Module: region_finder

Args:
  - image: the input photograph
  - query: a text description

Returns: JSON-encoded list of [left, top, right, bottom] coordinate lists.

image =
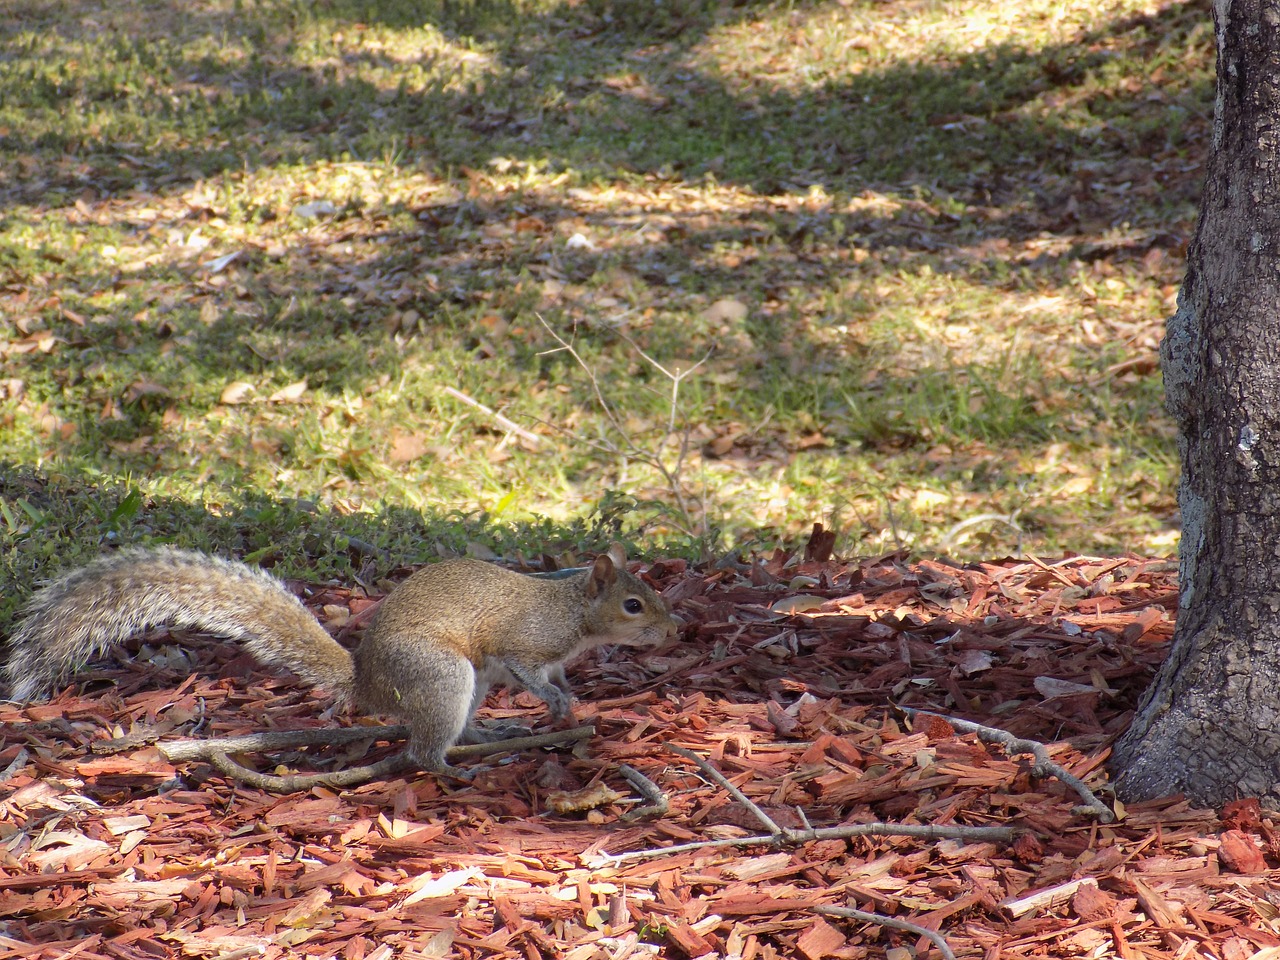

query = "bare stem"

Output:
[[901, 708, 1114, 822]]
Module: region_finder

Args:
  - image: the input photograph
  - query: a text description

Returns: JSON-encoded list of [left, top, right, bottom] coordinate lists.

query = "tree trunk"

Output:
[[1111, 0, 1280, 806]]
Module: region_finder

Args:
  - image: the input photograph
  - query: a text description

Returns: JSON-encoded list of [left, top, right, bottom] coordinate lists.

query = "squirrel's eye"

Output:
[[623, 597, 644, 615]]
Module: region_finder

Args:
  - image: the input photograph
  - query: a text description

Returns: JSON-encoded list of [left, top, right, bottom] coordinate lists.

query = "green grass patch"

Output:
[[0, 0, 1206, 608]]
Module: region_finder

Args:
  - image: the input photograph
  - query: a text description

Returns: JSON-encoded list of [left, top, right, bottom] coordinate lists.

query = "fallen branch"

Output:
[[901, 708, 1115, 822], [442, 386, 542, 447], [102, 724, 595, 791], [100, 724, 410, 760], [625, 746, 962, 959], [592, 744, 1015, 866], [207, 749, 412, 792], [816, 905, 956, 960], [618, 763, 669, 820], [201, 725, 595, 791]]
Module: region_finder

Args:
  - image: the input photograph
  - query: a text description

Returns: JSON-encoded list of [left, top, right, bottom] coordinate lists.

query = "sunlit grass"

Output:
[[0, 0, 1208, 608]]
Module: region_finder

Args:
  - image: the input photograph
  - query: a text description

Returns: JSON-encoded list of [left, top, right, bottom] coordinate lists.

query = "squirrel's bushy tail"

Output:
[[4, 548, 356, 703]]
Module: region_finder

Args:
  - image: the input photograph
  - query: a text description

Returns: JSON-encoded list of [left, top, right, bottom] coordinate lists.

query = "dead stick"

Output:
[[668, 744, 781, 834], [817, 905, 956, 960], [901, 708, 1114, 822], [208, 749, 412, 792], [151, 725, 411, 762], [204, 726, 595, 791], [618, 763, 669, 820], [594, 820, 1015, 866], [0, 747, 30, 783], [442, 386, 541, 446]]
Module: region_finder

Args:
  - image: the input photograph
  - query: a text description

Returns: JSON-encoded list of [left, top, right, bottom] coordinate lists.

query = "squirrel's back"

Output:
[[4, 548, 353, 702]]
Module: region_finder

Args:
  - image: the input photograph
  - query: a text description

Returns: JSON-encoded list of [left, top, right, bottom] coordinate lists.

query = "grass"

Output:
[[0, 0, 1210, 614]]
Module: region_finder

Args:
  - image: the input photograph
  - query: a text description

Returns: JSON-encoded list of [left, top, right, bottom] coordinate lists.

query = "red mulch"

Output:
[[2, 547, 1275, 960]]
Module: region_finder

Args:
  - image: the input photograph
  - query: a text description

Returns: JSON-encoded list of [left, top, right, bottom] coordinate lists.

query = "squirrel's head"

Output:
[[582, 543, 681, 648]]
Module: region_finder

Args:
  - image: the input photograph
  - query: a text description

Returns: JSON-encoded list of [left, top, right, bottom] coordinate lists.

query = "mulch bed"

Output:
[[3, 545, 1275, 959]]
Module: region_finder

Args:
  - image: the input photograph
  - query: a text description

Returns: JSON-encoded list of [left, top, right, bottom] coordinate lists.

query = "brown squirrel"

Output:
[[3, 545, 679, 775]]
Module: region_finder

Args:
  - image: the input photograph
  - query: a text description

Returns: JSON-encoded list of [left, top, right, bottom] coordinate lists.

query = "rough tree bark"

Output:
[[1111, 0, 1280, 806]]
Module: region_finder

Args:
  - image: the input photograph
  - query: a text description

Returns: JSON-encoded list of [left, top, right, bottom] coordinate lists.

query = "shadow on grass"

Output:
[[1, 0, 1208, 203], [0, 461, 653, 627], [0, 0, 1201, 547]]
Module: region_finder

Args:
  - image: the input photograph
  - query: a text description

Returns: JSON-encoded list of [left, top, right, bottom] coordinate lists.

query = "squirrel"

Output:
[[3, 544, 679, 775]]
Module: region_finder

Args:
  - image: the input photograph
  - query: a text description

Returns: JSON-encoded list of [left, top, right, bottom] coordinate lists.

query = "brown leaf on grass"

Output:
[[219, 381, 254, 404], [5, 329, 57, 355], [269, 378, 308, 403], [803, 521, 837, 562], [389, 431, 430, 463], [122, 379, 170, 403]]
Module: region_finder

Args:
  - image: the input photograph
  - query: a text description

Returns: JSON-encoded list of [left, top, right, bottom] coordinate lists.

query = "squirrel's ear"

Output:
[[606, 542, 628, 570], [587, 553, 618, 598]]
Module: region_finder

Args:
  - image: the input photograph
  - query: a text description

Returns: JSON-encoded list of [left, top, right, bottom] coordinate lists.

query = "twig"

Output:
[[138, 725, 412, 762], [937, 512, 1022, 551], [634, 751, 960, 956], [0, 747, 29, 783], [202, 726, 594, 791], [592, 745, 1014, 865], [882, 490, 903, 552], [211, 947, 266, 960], [816, 905, 956, 960], [536, 314, 625, 437], [91, 728, 169, 754], [618, 763, 669, 820], [668, 744, 781, 833], [342, 536, 390, 561], [613, 327, 712, 511], [534, 313, 712, 537], [102, 723, 592, 789], [602, 753, 960, 959], [593, 818, 1014, 866], [442, 385, 542, 447], [901, 708, 1115, 822], [446, 725, 595, 762], [208, 749, 412, 792]]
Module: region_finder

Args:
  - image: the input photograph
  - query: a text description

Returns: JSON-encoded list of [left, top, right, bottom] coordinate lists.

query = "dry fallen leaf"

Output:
[[269, 378, 308, 403], [123, 380, 171, 403], [703, 298, 750, 323], [1033, 676, 1096, 698], [771, 594, 827, 614], [220, 381, 255, 405], [545, 782, 625, 814], [389, 431, 429, 463]]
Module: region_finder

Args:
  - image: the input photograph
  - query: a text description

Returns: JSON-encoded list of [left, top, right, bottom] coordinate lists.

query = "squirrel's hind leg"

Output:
[[393, 653, 476, 777]]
